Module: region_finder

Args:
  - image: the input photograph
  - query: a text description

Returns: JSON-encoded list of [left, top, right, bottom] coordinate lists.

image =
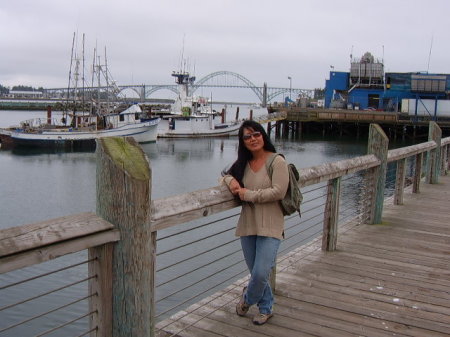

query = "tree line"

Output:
[[0, 84, 45, 95]]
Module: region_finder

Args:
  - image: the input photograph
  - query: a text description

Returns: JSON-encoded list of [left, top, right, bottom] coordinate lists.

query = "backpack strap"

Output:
[[265, 153, 285, 178]]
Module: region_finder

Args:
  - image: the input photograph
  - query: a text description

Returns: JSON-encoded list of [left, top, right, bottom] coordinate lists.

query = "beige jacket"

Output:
[[223, 155, 289, 239]]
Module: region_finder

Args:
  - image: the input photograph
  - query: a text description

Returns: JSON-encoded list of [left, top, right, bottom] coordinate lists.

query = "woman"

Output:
[[222, 120, 289, 325]]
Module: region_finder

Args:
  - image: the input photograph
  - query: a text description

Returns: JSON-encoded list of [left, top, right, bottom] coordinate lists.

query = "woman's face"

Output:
[[242, 127, 264, 152]]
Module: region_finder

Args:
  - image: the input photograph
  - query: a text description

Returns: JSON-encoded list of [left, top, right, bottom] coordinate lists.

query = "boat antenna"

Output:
[[180, 34, 186, 72], [65, 32, 76, 125], [427, 34, 434, 73]]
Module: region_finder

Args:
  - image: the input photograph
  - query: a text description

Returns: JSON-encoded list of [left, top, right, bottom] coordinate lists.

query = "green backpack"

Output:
[[266, 153, 303, 217]]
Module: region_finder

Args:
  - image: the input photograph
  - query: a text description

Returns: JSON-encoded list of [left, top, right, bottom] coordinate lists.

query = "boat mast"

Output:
[[90, 45, 97, 116], [65, 32, 76, 125], [82, 33, 85, 111], [72, 43, 80, 125], [97, 53, 101, 113], [104, 46, 110, 114]]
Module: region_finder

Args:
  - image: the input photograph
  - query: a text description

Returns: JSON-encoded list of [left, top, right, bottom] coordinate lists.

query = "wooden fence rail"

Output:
[[1, 123, 449, 337]]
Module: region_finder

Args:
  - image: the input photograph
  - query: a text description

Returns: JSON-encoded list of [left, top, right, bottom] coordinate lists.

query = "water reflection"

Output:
[[9, 147, 95, 157]]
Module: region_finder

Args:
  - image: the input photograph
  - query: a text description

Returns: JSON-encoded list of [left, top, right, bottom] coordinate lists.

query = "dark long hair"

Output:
[[227, 120, 276, 186]]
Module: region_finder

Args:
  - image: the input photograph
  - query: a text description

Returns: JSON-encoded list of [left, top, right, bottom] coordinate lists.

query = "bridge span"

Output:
[[44, 70, 315, 105]]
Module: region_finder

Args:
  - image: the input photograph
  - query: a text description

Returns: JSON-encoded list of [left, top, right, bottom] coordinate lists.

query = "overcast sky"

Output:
[[1, 0, 450, 98]]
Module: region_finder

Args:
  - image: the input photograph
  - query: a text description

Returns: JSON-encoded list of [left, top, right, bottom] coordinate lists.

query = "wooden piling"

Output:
[[426, 122, 442, 184], [95, 137, 155, 337], [283, 121, 289, 138], [367, 124, 389, 224], [441, 144, 448, 175], [221, 108, 226, 123], [46, 105, 52, 124], [275, 121, 280, 137], [394, 158, 406, 205], [412, 152, 423, 193], [322, 177, 341, 251]]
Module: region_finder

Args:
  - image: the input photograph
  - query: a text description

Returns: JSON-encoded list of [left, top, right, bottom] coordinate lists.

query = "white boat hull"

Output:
[[157, 116, 241, 138], [11, 118, 160, 148]]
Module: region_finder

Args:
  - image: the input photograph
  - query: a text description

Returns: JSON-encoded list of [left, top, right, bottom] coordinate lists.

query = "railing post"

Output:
[[394, 158, 406, 205], [322, 177, 341, 251], [95, 137, 154, 337], [448, 144, 450, 172], [441, 144, 448, 176], [89, 243, 114, 337], [367, 124, 389, 224], [448, 145, 450, 172], [426, 121, 441, 184], [361, 168, 375, 223], [412, 153, 423, 194]]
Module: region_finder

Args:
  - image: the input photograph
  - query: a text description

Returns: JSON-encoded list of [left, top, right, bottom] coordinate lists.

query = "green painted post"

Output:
[[367, 124, 389, 224], [426, 122, 442, 184], [96, 137, 155, 337]]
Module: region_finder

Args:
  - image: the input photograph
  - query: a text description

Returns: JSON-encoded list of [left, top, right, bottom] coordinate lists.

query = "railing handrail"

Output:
[[387, 140, 436, 162], [0, 212, 119, 274], [149, 135, 449, 231], [0, 212, 114, 257], [2, 136, 448, 258]]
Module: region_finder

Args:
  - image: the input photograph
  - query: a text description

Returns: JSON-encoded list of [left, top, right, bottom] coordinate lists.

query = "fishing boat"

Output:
[[3, 35, 160, 149], [8, 104, 160, 149], [157, 71, 241, 138]]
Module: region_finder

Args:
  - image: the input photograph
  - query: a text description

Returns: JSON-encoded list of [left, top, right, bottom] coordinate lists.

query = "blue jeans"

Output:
[[240, 235, 281, 314]]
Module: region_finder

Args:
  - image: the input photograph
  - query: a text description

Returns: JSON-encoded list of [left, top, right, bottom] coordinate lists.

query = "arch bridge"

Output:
[[45, 71, 314, 104]]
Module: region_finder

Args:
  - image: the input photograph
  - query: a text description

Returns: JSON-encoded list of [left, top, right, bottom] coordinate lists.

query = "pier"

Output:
[[1, 123, 449, 336], [268, 106, 450, 139], [156, 175, 450, 337]]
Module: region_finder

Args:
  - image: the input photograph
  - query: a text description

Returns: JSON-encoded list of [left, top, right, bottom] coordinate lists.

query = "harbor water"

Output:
[[0, 108, 412, 336]]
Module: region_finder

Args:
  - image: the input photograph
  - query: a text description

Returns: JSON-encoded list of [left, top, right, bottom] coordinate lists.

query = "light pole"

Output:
[[288, 76, 292, 101]]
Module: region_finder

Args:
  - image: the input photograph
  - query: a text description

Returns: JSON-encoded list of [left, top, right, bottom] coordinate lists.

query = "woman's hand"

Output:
[[227, 178, 247, 200], [229, 178, 241, 195], [237, 187, 247, 200]]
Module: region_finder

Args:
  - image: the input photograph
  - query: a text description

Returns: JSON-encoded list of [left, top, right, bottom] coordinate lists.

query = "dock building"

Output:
[[325, 52, 450, 119]]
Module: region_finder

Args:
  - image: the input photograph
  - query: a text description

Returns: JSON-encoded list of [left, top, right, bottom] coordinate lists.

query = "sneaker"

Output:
[[252, 313, 273, 325], [236, 286, 250, 316]]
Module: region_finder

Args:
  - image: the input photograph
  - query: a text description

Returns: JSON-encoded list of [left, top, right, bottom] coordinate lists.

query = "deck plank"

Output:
[[156, 175, 450, 336]]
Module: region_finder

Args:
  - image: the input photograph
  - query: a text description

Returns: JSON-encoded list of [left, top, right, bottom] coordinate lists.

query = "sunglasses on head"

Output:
[[243, 131, 262, 140]]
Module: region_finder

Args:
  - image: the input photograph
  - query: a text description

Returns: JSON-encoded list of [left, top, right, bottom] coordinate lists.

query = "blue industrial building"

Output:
[[325, 52, 450, 115]]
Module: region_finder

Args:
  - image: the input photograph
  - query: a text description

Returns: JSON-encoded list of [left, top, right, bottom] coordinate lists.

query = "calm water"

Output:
[[0, 109, 413, 336], [0, 108, 372, 229]]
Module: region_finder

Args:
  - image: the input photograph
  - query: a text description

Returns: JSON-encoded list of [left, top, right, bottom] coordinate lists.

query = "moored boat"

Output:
[[3, 35, 160, 149], [8, 104, 160, 149], [157, 115, 240, 138], [157, 71, 242, 138]]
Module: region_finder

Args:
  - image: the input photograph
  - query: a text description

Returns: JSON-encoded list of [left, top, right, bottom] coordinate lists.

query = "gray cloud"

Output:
[[1, 0, 449, 100]]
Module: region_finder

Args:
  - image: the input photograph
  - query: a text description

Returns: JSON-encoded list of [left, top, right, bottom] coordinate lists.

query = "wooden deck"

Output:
[[156, 175, 450, 337]]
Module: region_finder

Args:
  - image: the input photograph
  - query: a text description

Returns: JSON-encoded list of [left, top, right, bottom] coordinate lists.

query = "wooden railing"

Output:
[[0, 213, 120, 336], [1, 123, 449, 337]]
